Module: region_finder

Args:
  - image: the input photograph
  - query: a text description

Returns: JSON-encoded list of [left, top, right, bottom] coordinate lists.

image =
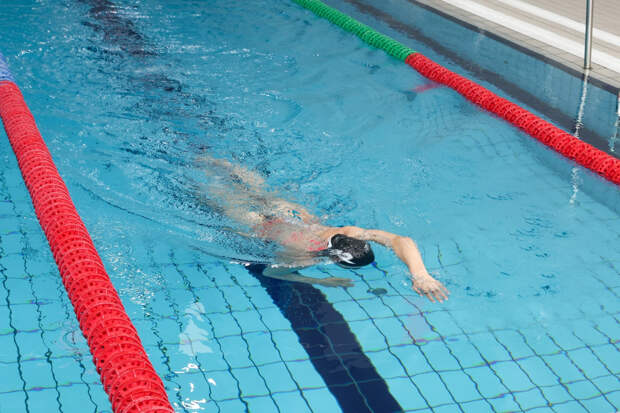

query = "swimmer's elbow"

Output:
[[338, 226, 363, 237], [393, 235, 416, 250]]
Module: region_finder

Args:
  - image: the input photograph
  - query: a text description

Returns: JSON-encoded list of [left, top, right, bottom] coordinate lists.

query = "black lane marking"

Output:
[[248, 265, 404, 413]]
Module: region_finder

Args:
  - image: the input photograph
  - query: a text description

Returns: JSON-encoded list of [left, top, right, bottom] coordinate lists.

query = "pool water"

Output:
[[0, 0, 618, 412]]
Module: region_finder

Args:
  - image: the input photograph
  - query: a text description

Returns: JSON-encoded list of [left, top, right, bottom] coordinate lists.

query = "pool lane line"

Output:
[[291, 0, 620, 186], [0, 52, 173, 413], [247, 264, 404, 413]]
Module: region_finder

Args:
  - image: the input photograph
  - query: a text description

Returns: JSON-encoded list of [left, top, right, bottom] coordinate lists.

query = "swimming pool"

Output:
[[0, 0, 618, 412]]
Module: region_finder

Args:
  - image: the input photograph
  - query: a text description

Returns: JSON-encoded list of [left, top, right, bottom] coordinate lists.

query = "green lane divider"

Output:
[[292, 0, 415, 61]]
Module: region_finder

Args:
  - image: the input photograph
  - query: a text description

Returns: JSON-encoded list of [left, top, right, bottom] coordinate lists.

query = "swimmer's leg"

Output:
[[196, 155, 320, 224], [199, 181, 265, 228], [258, 265, 353, 288], [196, 155, 266, 192]]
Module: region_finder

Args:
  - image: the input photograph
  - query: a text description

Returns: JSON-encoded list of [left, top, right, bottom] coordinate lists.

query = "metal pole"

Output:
[[584, 0, 594, 69]]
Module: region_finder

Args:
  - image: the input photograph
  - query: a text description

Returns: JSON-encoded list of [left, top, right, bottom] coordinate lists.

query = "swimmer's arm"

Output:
[[339, 226, 449, 302], [262, 266, 353, 288]]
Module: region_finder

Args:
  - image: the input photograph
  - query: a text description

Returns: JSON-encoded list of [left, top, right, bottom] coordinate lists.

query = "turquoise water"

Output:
[[0, 0, 619, 412]]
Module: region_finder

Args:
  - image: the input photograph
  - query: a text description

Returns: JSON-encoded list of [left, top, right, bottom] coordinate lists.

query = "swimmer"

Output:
[[198, 156, 449, 303]]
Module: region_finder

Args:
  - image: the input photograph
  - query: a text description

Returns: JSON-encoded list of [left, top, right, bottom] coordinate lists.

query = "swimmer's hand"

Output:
[[411, 274, 449, 303], [317, 277, 354, 288], [345, 231, 448, 302]]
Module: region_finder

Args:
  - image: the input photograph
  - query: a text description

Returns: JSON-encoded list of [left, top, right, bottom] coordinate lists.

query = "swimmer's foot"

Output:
[[317, 277, 354, 288]]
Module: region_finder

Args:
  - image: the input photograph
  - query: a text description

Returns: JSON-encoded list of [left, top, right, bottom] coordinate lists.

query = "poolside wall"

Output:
[[291, 0, 620, 186], [0, 52, 173, 413]]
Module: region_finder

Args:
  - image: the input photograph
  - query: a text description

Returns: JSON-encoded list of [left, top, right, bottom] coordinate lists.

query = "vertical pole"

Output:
[[610, 92, 620, 153], [584, 0, 594, 69]]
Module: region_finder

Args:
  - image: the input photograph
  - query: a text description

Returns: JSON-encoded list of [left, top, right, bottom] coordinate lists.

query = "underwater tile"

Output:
[[285, 359, 325, 389], [581, 395, 616, 413], [302, 387, 341, 412], [552, 400, 589, 412], [386, 376, 429, 411], [271, 330, 309, 361], [272, 391, 312, 413], [543, 353, 586, 383], [414, 371, 455, 407], [257, 362, 297, 393], [204, 370, 241, 401], [468, 332, 511, 363], [591, 344, 620, 374], [517, 356, 558, 387], [493, 360, 534, 392], [234, 309, 265, 334], [219, 336, 252, 369], [21, 358, 56, 390], [0, 362, 23, 393], [565, 379, 600, 400], [374, 316, 413, 347], [460, 399, 494, 413], [512, 387, 548, 411], [58, 383, 105, 413], [494, 330, 534, 359], [26, 388, 62, 413], [420, 339, 461, 371], [568, 347, 610, 379], [246, 331, 282, 365], [366, 349, 407, 379], [445, 336, 485, 369], [467, 365, 508, 399], [439, 370, 481, 403], [257, 307, 292, 331], [348, 319, 388, 351]]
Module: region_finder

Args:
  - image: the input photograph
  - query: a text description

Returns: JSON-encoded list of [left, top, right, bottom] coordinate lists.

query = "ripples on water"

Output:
[[27, 0, 364, 264], [1, 0, 618, 316]]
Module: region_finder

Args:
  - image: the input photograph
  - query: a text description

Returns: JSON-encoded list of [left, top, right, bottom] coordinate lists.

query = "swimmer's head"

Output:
[[325, 234, 374, 268]]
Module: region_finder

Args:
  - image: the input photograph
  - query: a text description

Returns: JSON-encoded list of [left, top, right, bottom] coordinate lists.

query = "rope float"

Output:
[[292, 0, 620, 185], [0, 52, 173, 413]]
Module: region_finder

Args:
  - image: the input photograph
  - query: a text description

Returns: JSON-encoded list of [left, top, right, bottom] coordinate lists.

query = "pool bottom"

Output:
[[248, 263, 403, 413]]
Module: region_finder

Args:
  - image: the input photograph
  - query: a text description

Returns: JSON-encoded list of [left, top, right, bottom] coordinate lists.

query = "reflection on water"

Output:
[[179, 302, 214, 356]]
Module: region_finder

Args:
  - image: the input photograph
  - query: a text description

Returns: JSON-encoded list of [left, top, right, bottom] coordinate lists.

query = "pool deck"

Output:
[[418, 0, 620, 91]]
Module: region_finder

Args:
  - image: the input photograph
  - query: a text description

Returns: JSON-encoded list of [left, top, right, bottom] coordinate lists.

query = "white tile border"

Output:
[[493, 0, 620, 48], [436, 0, 620, 74]]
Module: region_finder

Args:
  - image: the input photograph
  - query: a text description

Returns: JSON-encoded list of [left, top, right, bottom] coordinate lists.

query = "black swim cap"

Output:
[[327, 234, 375, 268]]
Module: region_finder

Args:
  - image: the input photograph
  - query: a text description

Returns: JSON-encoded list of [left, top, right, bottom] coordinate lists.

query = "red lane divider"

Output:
[[0, 80, 174, 413], [406, 53, 620, 185]]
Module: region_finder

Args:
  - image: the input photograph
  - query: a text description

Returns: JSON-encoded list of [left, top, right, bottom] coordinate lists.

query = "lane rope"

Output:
[[0, 51, 173, 413], [292, 0, 620, 185]]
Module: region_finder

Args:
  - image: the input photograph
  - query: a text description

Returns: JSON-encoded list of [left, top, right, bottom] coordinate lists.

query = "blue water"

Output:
[[0, 0, 619, 412]]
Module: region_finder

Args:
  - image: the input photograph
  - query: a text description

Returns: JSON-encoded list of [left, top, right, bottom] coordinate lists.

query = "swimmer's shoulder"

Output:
[[318, 225, 354, 240]]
